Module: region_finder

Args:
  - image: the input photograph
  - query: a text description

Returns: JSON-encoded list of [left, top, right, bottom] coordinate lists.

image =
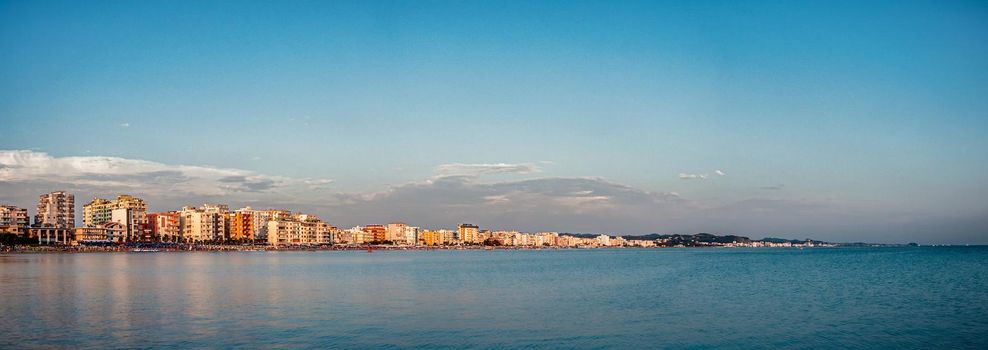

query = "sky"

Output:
[[1, 0, 987, 244]]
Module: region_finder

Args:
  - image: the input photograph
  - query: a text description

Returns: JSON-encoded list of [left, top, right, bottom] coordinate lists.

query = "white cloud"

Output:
[[434, 163, 539, 177], [680, 170, 726, 180], [120, 123, 130, 127], [679, 173, 708, 180], [303, 178, 334, 190], [0, 150, 331, 197]]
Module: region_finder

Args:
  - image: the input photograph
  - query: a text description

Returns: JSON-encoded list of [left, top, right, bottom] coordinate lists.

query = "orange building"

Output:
[[458, 223, 479, 243], [364, 224, 386, 242], [421, 230, 439, 246], [230, 211, 254, 241]]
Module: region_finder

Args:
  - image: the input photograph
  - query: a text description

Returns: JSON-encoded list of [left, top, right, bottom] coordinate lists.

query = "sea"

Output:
[[1, 247, 986, 349]]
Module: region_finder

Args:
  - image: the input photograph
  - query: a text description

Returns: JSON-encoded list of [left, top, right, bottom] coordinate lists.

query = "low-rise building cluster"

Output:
[[1, 190, 823, 249]]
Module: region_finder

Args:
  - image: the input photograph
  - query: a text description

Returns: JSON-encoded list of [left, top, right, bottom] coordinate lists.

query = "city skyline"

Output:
[[2, 1, 988, 244], [2, 189, 835, 248]]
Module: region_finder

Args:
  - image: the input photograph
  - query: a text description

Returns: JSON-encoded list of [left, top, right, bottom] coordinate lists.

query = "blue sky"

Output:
[[2, 0, 987, 243]]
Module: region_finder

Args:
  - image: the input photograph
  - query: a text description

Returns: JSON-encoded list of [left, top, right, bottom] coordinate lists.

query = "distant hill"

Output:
[[616, 233, 751, 244], [760, 237, 832, 245], [563, 232, 843, 246], [559, 233, 602, 239]]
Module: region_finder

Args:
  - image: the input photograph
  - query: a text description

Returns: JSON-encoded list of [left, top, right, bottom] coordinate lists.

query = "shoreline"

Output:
[[0, 245, 671, 254], [1, 244, 942, 254]]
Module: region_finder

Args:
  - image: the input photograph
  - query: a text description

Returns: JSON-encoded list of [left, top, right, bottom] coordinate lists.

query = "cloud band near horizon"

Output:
[[1, 150, 985, 244]]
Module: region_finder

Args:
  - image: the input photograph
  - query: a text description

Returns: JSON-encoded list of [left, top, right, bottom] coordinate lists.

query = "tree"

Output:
[[482, 238, 502, 246]]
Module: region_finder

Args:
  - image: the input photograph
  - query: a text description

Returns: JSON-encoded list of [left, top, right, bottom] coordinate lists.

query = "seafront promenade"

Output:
[[0, 243, 623, 254], [1, 243, 849, 254]]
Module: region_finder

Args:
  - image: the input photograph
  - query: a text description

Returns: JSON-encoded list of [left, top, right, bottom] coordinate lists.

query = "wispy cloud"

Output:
[[434, 163, 539, 178], [120, 122, 130, 128], [679, 170, 727, 180], [325, 175, 686, 231], [303, 178, 334, 190]]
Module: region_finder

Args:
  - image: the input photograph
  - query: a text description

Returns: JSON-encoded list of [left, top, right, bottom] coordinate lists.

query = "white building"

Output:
[[179, 204, 229, 242], [111, 208, 146, 241], [385, 223, 407, 243], [402, 226, 420, 245], [35, 191, 75, 228], [267, 214, 333, 246], [0, 205, 30, 229], [342, 226, 371, 244]]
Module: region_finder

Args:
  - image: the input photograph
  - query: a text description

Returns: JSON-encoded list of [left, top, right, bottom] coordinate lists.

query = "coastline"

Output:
[[1, 244, 940, 254], [0, 244, 657, 254]]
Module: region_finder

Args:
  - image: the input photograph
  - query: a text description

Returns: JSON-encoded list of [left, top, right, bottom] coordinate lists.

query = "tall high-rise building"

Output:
[[35, 191, 75, 228], [458, 223, 479, 244]]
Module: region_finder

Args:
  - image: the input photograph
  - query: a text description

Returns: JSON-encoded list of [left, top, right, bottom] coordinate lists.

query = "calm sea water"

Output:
[[1, 247, 986, 349]]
